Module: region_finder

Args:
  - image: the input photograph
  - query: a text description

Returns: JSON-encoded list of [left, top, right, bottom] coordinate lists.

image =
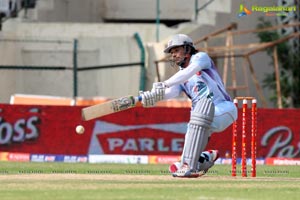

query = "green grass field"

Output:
[[0, 162, 299, 200]]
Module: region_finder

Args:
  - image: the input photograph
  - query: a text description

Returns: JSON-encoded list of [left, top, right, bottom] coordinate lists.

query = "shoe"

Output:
[[169, 150, 219, 173], [169, 161, 180, 173], [197, 150, 219, 175], [172, 163, 200, 178], [199, 150, 219, 163], [208, 150, 219, 162]]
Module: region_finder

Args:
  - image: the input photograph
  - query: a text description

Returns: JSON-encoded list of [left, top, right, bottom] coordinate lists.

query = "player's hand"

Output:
[[140, 91, 157, 107], [152, 82, 166, 101]]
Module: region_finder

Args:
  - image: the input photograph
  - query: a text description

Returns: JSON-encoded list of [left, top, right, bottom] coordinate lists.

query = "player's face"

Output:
[[169, 46, 186, 66]]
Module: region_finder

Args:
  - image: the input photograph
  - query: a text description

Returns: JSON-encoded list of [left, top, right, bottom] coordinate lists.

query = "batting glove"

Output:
[[140, 91, 157, 107], [152, 82, 166, 101]]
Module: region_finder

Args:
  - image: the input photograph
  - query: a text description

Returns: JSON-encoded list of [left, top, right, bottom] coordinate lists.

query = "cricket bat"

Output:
[[81, 95, 142, 121]]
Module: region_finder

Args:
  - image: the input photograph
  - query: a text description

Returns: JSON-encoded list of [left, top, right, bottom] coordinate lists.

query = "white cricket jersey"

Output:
[[164, 52, 231, 109]]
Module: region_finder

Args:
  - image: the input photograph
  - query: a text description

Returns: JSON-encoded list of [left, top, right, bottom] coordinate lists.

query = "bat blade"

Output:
[[81, 95, 139, 121]]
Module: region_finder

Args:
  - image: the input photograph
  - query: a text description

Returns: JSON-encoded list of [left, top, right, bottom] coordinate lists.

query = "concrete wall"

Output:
[[76, 36, 141, 98], [0, 33, 143, 102], [0, 20, 195, 103], [2, 20, 175, 43], [24, 0, 105, 22], [103, 0, 194, 20], [0, 34, 74, 101], [24, 0, 218, 22]]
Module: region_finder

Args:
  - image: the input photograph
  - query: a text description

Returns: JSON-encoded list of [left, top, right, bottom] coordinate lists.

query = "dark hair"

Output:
[[184, 45, 198, 55], [190, 46, 198, 55]]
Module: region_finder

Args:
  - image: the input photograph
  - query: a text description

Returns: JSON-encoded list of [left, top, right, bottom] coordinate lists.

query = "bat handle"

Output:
[[135, 96, 143, 103]]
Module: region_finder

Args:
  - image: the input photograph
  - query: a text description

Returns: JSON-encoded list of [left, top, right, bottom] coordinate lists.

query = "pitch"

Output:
[[0, 162, 299, 200]]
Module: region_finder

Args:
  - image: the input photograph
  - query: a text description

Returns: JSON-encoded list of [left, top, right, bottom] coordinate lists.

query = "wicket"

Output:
[[231, 97, 257, 177]]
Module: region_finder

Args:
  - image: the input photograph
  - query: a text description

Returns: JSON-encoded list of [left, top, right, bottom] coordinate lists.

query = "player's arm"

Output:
[[140, 84, 181, 107], [140, 62, 201, 107], [141, 53, 210, 107], [165, 52, 211, 87]]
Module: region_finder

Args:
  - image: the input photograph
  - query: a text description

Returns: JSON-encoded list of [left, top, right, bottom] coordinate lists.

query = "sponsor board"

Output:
[[265, 157, 300, 165], [0, 104, 299, 159], [148, 155, 181, 164], [88, 154, 148, 164], [63, 155, 88, 163], [0, 152, 9, 161], [218, 158, 265, 165], [30, 154, 88, 163], [7, 152, 30, 162]]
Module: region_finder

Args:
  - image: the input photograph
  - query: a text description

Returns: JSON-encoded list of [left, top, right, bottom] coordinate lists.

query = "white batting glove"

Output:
[[140, 91, 157, 107], [151, 82, 166, 101]]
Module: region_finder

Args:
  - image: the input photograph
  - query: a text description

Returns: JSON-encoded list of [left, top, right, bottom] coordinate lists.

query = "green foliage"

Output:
[[256, 17, 300, 108]]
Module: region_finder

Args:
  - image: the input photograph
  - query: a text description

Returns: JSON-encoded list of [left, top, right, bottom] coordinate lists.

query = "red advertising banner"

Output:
[[0, 104, 88, 155], [0, 104, 299, 158]]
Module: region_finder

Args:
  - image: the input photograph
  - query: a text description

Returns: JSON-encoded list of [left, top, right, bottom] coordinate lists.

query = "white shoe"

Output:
[[169, 150, 219, 173], [209, 150, 220, 162], [172, 163, 200, 178], [169, 161, 181, 173], [197, 150, 219, 175]]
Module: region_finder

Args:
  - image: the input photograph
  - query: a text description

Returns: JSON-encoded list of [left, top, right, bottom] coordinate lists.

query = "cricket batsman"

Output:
[[140, 34, 237, 178]]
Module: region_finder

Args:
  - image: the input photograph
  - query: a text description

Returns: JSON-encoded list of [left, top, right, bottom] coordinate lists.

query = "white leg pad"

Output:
[[181, 98, 215, 170]]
